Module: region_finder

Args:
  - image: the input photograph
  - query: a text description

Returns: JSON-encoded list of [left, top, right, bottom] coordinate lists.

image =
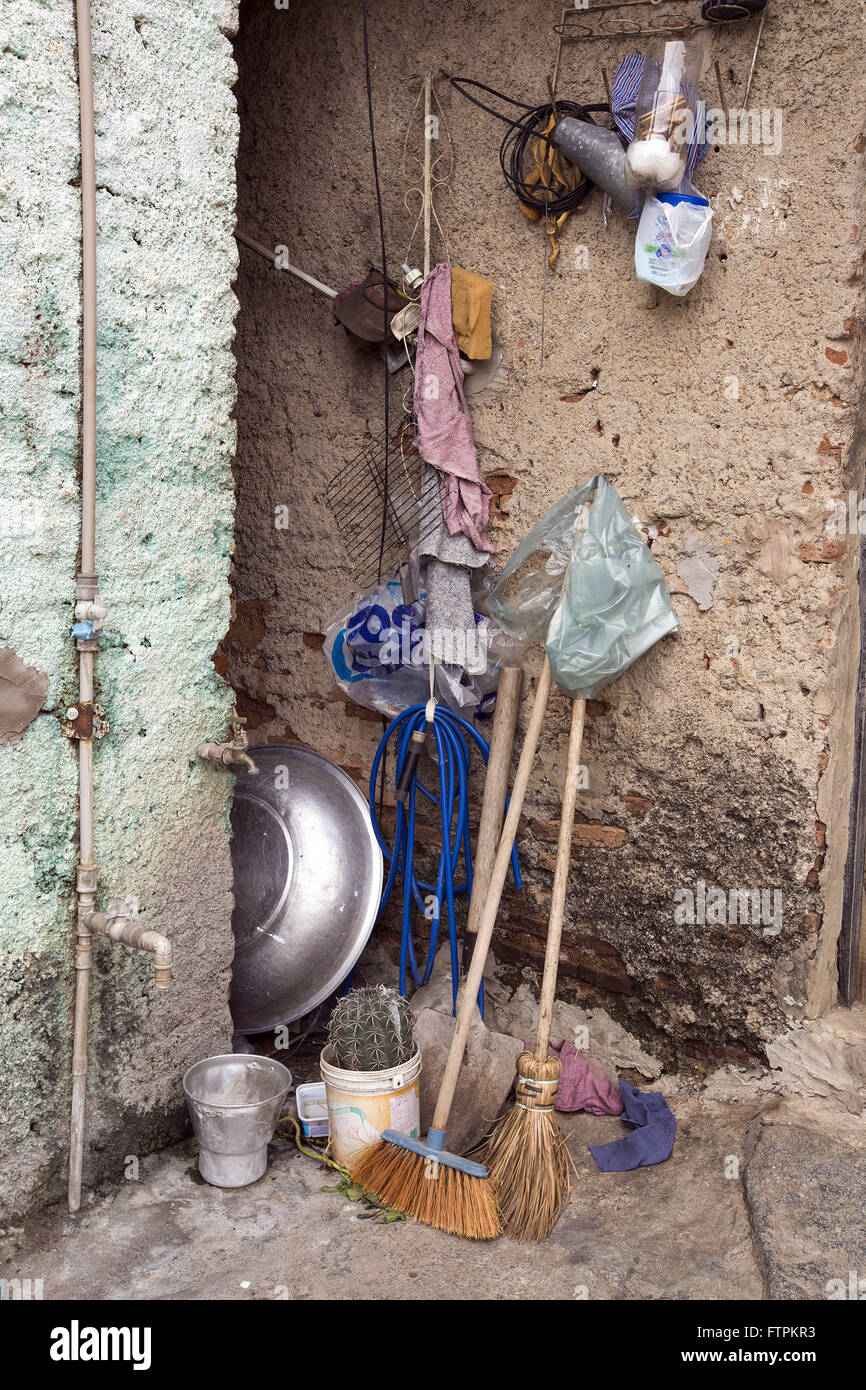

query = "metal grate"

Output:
[[326, 417, 442, 589]]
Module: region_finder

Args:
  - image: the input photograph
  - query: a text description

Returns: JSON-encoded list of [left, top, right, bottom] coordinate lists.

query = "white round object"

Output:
[[625, 137, 686, 192]]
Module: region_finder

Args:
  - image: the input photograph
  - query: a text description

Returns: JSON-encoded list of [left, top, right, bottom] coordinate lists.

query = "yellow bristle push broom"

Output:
[[351, 663, 553, 1239]]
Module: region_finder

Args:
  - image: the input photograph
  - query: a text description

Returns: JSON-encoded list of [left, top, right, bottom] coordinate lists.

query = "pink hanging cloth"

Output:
[[413, 263, 494, 554]]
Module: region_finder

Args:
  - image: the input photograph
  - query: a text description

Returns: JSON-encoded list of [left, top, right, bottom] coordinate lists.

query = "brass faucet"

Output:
[[197, 712, 260, 776]]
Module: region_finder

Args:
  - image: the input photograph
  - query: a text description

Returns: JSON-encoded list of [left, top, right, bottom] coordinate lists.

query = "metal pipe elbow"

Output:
[[88, 909, 173, 989]]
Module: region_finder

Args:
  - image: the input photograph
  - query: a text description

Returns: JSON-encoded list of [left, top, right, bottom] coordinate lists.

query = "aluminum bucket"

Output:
[[182, 1054, 292, 1188]]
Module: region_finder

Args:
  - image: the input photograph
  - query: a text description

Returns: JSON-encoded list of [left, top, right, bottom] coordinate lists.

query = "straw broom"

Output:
[[476, 500, 593, 1242], [351, 663, 552, 1239], [478, 690, 586, 1241]]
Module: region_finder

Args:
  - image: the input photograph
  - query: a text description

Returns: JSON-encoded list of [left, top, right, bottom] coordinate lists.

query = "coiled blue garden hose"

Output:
[[367, 702, 521, 1016]]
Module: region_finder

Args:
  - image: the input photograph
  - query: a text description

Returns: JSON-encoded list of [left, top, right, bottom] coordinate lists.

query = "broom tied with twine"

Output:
[[476, 483, 678, 1241], [476, 687, 587, 1242], [470, 498, 597, 1242]]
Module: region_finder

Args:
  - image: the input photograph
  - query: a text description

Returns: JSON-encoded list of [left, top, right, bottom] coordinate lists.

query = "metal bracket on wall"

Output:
[[62, 701, 109, 741], [551, 2, 767, 108]]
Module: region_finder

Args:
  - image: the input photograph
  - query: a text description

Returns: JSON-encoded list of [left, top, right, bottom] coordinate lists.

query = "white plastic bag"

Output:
[[634, 192, 713, 297]]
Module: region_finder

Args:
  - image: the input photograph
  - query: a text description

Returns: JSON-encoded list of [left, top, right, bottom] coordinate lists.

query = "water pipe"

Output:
[[235, 229, 337, 299], [68, 0, 173, 1214], [197, 742, 259, 775]]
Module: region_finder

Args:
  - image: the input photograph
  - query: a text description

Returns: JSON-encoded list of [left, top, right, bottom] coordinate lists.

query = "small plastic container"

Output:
[[296, 1081, 330, 1139]]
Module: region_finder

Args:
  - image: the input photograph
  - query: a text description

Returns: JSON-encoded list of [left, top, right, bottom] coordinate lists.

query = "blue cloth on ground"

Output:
[[589, 1079, 676, 1172]]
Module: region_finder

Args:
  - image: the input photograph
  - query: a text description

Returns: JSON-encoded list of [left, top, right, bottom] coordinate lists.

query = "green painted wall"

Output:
[[0, 0, 240, 1219]]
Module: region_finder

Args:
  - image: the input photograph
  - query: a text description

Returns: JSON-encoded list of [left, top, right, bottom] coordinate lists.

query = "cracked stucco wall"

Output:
[[230, 0, 865, 1068], [0, 0, 239, 1220]]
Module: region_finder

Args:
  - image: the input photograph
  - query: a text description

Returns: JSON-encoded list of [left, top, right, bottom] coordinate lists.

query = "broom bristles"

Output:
[[350, 1139, 502, 1240], [477, 1050, 573, 1243]]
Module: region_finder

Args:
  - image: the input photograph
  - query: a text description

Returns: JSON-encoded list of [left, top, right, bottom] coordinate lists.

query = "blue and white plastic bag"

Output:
[[325, 575, 504, 719], [635, 191, 713, 297]]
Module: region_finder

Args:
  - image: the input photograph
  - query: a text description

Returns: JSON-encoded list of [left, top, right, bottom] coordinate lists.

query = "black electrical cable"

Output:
[[360, 0, 390, 585], [360, 0, 392, 865], [449, 76, 610, 216]]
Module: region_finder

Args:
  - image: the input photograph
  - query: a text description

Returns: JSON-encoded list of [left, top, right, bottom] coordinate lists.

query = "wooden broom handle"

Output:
[[462, 665, 523, 974], [431, 658, 552, 1135], [534, 695, 586, 1061]]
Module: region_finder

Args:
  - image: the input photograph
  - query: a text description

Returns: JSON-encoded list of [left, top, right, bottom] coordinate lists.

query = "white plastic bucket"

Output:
[[320, 1045, 421, 1165]]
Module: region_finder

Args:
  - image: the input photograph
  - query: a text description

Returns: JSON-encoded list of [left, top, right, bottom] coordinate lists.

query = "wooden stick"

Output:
[[534, 694, 586, 1061], [462, 665, 523, 975], [423, 73, 433, 279], [742, 8, 767, 111], [431, 658, 552, 1135], [529, 496, 591, 1059]]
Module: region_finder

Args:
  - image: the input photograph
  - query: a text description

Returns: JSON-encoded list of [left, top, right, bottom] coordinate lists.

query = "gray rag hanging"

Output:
[[418, 464, 487, 645]]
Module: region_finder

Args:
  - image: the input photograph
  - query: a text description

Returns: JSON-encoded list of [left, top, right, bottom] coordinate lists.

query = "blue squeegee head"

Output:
[[382, 1129, 488, 1178]]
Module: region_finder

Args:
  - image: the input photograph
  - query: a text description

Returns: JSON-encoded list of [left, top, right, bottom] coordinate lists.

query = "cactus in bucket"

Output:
[[328, 986, 415, 1072]]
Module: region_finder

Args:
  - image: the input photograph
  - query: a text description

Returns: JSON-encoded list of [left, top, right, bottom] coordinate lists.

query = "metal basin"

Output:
[[229, 745, 382, 1034]]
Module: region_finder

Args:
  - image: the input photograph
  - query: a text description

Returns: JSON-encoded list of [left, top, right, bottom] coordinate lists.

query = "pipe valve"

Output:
[[72, 585, 107, 643]]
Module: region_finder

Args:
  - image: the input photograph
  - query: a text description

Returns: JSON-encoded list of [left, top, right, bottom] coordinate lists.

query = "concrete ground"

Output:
[[3, 1088, 865, 1301]]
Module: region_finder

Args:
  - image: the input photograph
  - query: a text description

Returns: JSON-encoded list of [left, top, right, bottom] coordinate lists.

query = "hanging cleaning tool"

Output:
[[367, 693, 521, 1013], [325, 417, 442, 591], [351, 665, 548, 1239], [478, 476, 679, 1241]]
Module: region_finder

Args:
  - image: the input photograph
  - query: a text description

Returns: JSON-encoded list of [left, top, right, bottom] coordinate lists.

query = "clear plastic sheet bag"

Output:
[[484, 474, 678, 699]]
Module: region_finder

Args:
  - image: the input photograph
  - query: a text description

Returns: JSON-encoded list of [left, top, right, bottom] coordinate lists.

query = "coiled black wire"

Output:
[[448, 76, 610, 215]]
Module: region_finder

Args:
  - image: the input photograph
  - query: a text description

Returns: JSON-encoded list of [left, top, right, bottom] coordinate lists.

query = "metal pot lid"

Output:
[[229, 745, 383, 1034]]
